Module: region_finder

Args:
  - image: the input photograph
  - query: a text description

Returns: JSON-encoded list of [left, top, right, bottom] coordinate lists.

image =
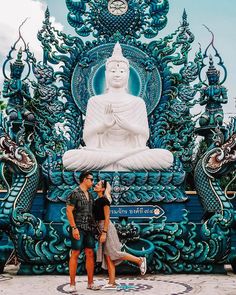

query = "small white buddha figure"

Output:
[[63, 42, 174, 171]]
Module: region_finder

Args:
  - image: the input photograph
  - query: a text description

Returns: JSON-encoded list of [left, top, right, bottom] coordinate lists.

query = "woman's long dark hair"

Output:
[[101, 180, 112, 203]]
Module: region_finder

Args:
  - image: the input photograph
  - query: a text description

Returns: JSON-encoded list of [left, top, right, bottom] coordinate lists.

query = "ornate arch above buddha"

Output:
[[71, 43, 162, 115]]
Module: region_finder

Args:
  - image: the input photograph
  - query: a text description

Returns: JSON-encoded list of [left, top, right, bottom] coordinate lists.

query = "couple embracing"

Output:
[[66, 171, 147, 292]]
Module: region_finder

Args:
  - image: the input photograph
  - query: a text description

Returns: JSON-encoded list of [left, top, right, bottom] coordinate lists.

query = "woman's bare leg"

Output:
[[105, 255, 116, 285], [120, 254, 141, 266]]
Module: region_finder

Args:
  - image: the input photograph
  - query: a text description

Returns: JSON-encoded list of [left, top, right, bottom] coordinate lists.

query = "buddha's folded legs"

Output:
[[62, 149, 128, 171], [62, 148, 173, 171], [118, 148, 174, 171]]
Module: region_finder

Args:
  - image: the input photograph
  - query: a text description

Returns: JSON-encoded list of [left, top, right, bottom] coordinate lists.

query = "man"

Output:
[[66, 171, 100, 292]]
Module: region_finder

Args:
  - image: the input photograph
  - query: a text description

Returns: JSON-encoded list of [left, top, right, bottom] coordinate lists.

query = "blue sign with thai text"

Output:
[[110, 205, 165, 219]]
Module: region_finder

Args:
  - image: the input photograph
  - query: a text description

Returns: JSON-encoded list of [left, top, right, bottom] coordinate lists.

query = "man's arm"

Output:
[[66, 205, 80, 240]]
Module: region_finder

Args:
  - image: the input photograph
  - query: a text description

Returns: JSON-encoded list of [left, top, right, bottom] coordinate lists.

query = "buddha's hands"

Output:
[[104, 104, 116, 129], [113, 113, 139, 134]]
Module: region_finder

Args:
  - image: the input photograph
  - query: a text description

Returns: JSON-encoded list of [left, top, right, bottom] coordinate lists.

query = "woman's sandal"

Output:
[[101, 283, 117, 290], [87, 283, 101, 291]]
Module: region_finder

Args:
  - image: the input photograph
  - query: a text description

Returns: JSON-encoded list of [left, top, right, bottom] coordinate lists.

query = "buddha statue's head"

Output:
[[105, 42, 129, 91]]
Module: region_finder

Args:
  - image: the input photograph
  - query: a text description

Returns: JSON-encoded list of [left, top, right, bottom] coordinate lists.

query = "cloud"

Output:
[[0, 0, 63, 62]]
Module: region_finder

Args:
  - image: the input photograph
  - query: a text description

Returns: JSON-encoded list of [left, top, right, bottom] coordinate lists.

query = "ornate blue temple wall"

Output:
[[0, 0, 235, 275]]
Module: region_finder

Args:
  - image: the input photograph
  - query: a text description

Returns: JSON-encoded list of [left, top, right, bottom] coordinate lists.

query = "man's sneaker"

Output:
[[68, 285, 77, 293], [87, 283, 101, 291], [140, 257, 147, 275]]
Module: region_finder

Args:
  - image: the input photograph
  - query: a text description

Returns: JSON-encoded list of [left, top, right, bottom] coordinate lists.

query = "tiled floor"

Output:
[[1, 265, 236, 295]]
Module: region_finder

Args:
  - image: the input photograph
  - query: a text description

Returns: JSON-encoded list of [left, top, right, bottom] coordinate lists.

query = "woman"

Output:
[[93, 180, 147, 289]]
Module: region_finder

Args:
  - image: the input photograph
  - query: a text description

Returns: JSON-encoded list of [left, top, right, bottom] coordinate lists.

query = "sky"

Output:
[[0, 0, 235, 120]]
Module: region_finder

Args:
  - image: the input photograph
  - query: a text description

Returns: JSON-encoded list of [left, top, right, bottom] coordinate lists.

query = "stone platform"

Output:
[[1, 265, 236, 295]]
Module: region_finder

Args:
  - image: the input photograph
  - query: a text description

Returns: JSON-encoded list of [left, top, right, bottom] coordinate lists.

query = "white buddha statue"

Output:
[[63, 42, 174, 171]]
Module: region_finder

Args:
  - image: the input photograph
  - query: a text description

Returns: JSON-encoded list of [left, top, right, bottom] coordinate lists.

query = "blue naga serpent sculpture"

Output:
[[194, 121, 236, 220], [0, 128, 39, 227], [0, 128, 71, 274]]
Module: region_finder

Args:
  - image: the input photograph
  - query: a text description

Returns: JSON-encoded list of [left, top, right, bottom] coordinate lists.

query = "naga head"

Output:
[[0, 130, 35, 173], [205, 122, 236, 176]]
